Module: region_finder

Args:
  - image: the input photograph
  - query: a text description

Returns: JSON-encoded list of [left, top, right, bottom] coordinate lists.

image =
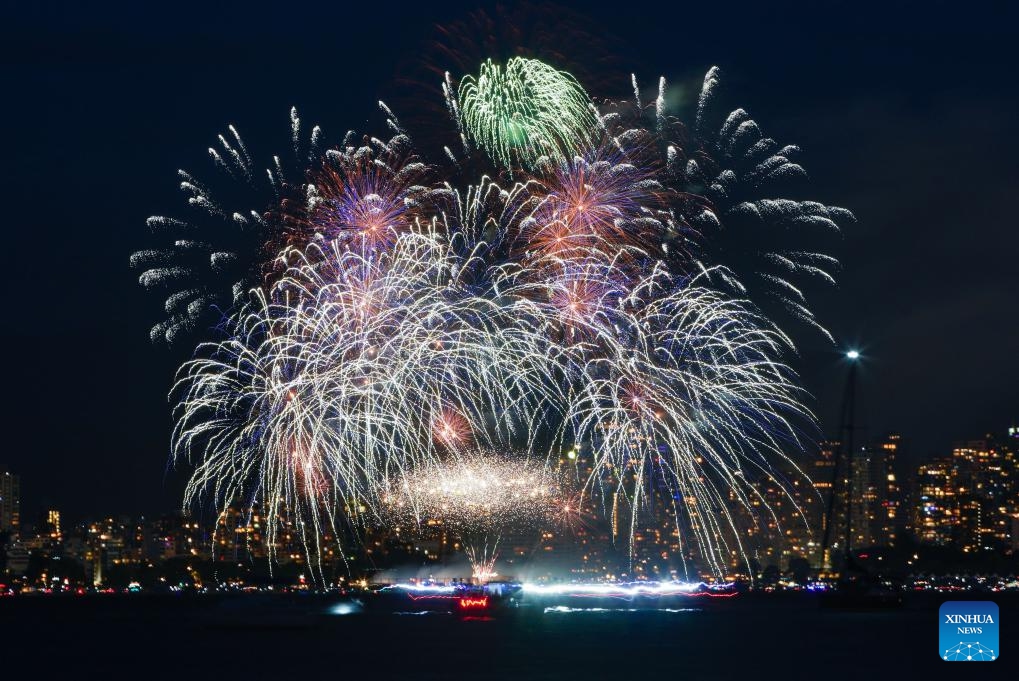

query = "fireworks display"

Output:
[[134, 50, 851, 580]]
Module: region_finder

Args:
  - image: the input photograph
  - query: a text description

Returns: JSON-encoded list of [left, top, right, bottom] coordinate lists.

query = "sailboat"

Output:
[[819, 350, 902, 610]]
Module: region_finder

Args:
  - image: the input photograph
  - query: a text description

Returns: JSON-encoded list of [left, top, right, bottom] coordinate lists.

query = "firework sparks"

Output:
[[130, 110, 326, 345], [514, 151, 669, 268], [279, 136, 431, 255], [454, 57, 599, 170], [604, 71, 853, 337], [384, 454, 569, 582], [172, 226, 561, 571], [563, 268, 811, 576]]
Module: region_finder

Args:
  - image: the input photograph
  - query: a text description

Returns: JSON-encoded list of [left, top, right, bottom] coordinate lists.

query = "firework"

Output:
[[514, 151, 668, 265], [131, 109, 325, 344], [601, 71, 853, 338], [454, 57, 599, 170], [383, 453, 569, 582], [278, 132, 431, 256], [172, 225, 562, 568], [137, 54, 850, 582], [561, 268, 811, 576], [170, 288, 346, 572]]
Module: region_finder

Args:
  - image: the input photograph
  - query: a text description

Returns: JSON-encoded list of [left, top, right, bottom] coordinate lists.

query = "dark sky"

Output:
[[2, 1, 1016, 522]]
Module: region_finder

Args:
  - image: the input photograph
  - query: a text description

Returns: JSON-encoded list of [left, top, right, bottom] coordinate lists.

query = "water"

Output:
[[2, 593, 1015, 679]]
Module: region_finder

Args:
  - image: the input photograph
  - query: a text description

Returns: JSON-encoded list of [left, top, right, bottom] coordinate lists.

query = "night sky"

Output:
[[3, 1, 1016, 522]]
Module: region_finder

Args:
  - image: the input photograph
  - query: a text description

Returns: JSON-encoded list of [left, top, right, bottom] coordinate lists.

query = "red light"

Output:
[[458, 597, 488, 609]]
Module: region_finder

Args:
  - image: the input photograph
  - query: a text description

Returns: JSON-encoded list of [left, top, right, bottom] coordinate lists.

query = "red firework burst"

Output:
[[431, 409, 473, 451]]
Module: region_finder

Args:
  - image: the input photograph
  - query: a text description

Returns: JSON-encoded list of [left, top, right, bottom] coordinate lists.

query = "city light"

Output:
[[520, 581, 734, 599]]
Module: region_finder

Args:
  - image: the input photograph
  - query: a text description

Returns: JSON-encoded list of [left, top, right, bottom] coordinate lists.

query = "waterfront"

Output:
[[2, 593, 1015, 679]]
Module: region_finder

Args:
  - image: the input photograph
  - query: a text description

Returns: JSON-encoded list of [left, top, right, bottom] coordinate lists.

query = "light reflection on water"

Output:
[[543, 606, 702, 614]]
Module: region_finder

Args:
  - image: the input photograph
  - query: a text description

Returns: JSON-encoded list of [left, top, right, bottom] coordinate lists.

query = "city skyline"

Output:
[[5, 418, 1016, 525], [5, 420, 1016, 587]]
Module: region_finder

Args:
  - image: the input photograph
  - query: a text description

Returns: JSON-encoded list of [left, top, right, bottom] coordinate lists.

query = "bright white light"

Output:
[[328, 602, 361, 615], [846, 350, 860, 360], [521, 581, 706, 597], [386, 583, 457, 594]]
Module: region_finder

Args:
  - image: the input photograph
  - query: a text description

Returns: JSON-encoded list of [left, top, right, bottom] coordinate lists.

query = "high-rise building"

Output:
[[812, 433, 903, 555], [47, 509, 61, 539], [909, 430, 1018, 553], [214, 503, 259, 562], [849, 445, 877, 548], [849, 433, 904, 549], [814, 437, 881, 559], [913, 457, 956, 545], [876, 433, 903, 547], [949, 438, 1016, 553], [0, 468, 20, 534], [813, 440, 840, 567]]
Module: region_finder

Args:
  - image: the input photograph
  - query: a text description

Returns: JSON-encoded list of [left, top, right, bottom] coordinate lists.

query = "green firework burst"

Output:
[[457, 57, 598, 170]]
